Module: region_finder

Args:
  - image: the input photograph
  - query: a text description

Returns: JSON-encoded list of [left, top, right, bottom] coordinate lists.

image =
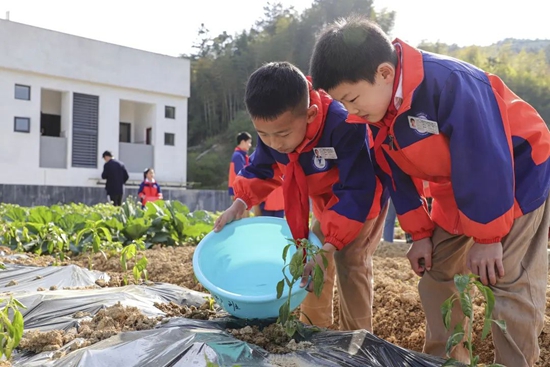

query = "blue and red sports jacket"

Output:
[[233, 101, 388, 250], [138, 180, 162, 205], [263, 186, 285, 211], [349, 39, 550, 243], [228, 148, 249, 196]]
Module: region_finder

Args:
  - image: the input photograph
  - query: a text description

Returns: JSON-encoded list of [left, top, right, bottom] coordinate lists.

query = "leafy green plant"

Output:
[[25, 222, 69, 264], [0, 224, 31, 253], [276, 238, 327, 338], [76, 220, 113, 269], [120, 238, 148, 285], [441, 274, 507, 367], [0, 200, 216, 260], [0, 296, 26, 360]]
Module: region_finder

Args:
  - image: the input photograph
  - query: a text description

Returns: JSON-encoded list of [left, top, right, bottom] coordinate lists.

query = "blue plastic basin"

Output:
[[192, 217, 322, 319]]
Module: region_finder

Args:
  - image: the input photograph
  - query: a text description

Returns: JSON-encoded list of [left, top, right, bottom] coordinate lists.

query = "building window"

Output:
[[165, 106, 175, 119], [72, 93, 99, 168], [15, 84, 31, 100], [14, 117, 31, 133], [119, 122, 131, 143], [164, 133, 175, 146], [146, 128, 152, 145]]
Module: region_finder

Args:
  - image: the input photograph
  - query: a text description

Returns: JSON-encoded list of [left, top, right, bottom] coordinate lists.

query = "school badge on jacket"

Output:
[[312, 147, 337, 171], [408, 113, 440, 136], [313, 155, 327, 170]]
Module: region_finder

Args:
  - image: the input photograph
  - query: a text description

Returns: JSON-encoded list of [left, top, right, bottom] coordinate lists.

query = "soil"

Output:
[[72, 245, 204, 291], [153, 301, 217, 320], [2, 242, 550, 366], [18, 302, 158, 358], [226, 324, 309, 354]]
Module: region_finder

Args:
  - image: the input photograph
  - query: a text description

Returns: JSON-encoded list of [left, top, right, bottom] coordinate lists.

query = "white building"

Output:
[[0, 19, 189, 188]]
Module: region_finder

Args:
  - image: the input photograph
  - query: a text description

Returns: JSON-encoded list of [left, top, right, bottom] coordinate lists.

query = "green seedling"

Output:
[[120, 238, 149, 285], [276, 238, 327, 338], [205, 296, 216, 311], [441, 274, 507, 367], [0, 296, 26, 360]]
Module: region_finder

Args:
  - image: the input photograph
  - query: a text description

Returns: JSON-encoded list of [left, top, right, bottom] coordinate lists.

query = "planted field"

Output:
[[0, 200, 548, 366]]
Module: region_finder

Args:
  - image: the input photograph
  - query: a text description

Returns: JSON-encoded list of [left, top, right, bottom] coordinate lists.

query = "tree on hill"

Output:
[[186, 0, 395, 147], [186, 2, 549, 189]]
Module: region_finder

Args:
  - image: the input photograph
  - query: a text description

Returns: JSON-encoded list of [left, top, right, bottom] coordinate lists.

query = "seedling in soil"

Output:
[[120, 238, 149, 285], [75, 220, 113, 270], [276, 238, 327, 338], [0, 296, 26, 360], [205, 296, 215, 311], [441, 274, 507, 367]]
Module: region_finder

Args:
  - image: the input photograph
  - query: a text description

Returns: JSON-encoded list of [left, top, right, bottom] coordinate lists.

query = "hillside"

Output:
[[186, 1, 550, 189]]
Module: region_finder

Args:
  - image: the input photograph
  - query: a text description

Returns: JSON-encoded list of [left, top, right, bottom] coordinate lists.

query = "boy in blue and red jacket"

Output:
[[214, 62, 388, 331], [310, 17, 550, 367], [228, 132, 252, 199], [138, 168, 162, 207]]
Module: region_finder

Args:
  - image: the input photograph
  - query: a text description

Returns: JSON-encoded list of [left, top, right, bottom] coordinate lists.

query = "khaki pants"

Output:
[[299, 204, 388, 331], [419, 198, 549, 367]]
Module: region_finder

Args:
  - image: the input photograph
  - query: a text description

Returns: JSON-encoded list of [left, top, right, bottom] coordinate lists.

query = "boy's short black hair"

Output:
[[244, 61, 309, 121], [102, 150, 113, 158], [236, 132, 252, 145], [310, 16, 396, 92]]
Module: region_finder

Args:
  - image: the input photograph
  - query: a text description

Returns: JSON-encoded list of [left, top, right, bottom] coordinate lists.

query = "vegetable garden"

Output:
[[0, 199, 548, 366]]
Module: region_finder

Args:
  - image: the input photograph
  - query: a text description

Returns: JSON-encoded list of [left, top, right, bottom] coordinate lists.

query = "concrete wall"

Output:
[[40, 89, 62, 115], [39, 136, 67, 168], [0, 184, 232, 212], [119, 142, 154, 173]]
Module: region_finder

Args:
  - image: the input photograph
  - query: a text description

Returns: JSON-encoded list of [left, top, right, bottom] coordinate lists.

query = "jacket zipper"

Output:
[[388, 115, 431, 178], [388, 135, 395, 150]]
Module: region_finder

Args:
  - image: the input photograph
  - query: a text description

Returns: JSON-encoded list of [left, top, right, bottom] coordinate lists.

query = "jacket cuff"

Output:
[[235, 196, 251, 210], [323, 236, 346, 251]]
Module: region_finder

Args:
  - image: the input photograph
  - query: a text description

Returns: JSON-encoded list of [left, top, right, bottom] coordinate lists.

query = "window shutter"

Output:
[[72, 93, 99, 168]]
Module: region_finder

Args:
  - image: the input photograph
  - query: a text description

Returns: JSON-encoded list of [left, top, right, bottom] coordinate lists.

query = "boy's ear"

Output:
[[306, 105, 318, 124], [378, 62, 396, 84]]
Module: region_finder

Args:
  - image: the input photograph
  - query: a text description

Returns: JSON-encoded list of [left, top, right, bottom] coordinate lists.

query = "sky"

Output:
[[1, 0, 549, 57]]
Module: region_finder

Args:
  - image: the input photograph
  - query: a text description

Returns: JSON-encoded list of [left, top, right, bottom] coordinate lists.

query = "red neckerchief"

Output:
[[283, 78, 333, 247]]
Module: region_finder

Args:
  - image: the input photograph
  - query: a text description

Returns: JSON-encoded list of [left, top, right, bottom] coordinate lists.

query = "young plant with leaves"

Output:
[[0, 296, 26, 360], [75, 220, 113, 269], [120, 237, 149, 285], [276, 238, 327, 338], [441, 274, 507, 367]]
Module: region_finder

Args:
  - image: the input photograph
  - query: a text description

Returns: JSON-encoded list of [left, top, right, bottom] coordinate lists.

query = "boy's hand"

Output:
[[467, 242, 504, 286], [300, 243, 336, 292], [213, 200, 246, 232], [407, 237, 433, 276]]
